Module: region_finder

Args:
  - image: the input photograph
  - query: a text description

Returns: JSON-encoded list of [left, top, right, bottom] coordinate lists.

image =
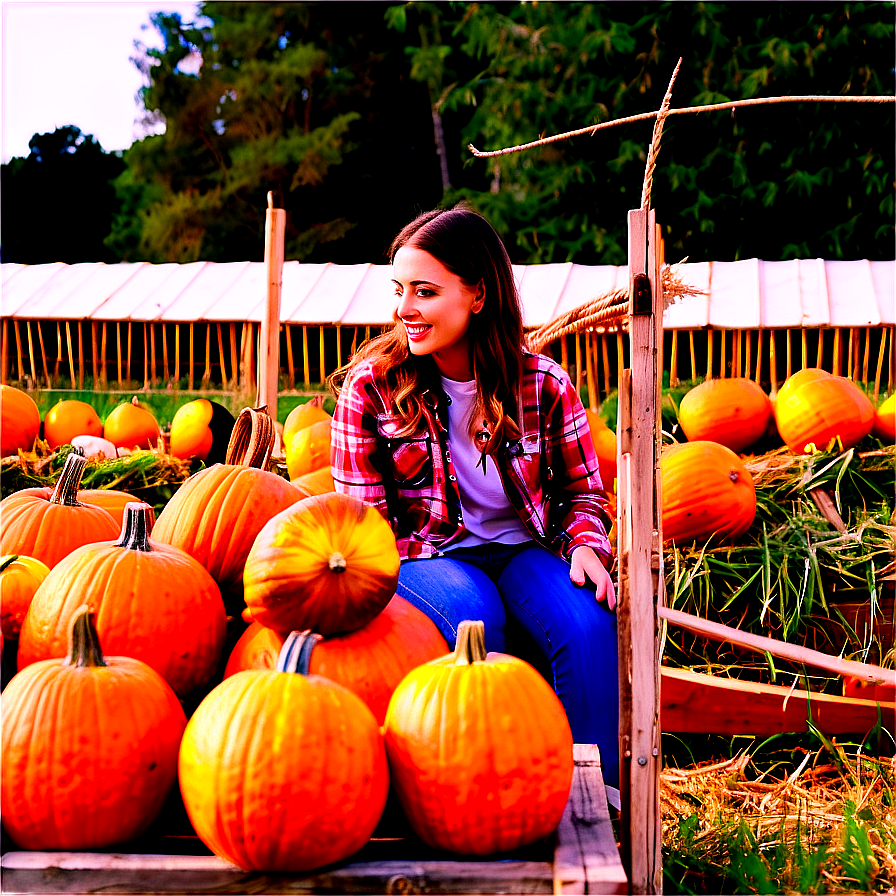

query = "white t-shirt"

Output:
[[440, 376, 532, 550]]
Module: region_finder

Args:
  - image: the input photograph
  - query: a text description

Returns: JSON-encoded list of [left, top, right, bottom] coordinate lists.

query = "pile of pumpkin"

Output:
[[0, 400, 577, 872], [586, 370, 894, 548]]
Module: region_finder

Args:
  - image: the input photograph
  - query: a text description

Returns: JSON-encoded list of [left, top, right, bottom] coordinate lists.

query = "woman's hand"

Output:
[[570, 546, 617, 610]]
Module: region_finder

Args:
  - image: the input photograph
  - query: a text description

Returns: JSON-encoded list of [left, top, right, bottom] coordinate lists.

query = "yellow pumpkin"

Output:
[[282, 397, 331, 453], [285, 419, 332, 480], [243, 492, 400, 635], [103, 397, 161, 451], [872, 393, 895, 442], [0, 555, 51, 640]]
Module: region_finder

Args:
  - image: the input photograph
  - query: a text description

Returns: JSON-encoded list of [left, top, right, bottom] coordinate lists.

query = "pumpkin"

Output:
[[677, 377, 773, 453], [661, 440, 756, 544], [0, 554, 50, 640], [43, 399, 103, 448], [103, 397, 161, 451], [282, 396, 331, 453], [871, 393, 895, 442], [0, 385, 41, 457], [224, 595, 449, 723], [152, 408, 304, 606], [76, 488, 140, 528], [585, 410, 618, 492], [0, 453, 120, 568], [243, 491, 400, 635], [169, 398, 236, 464], [774, 368, 875, 454], [1, 606, 186, 850], [290, 465, 336, 495], [18, 502, 227, 698], [179, 629, 389, 872], [285, 418, 332, 480], [383, 619, 574, 855]]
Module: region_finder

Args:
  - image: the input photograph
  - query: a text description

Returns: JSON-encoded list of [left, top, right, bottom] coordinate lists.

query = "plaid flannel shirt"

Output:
[[331, 351, 613, 563]]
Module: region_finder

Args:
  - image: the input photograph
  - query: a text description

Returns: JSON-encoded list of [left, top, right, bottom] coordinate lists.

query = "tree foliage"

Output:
[[1, 126, 125, 263]]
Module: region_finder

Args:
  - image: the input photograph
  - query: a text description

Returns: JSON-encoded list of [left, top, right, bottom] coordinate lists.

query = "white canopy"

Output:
[[1, 259, 892, 329]]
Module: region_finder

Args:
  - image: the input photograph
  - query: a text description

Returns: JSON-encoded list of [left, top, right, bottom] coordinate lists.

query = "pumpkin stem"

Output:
[[49, 453, 87, 507], [328, 552, 347, 573], [225, 407, 275, 470], [115, 503, 156, 551], [277, 630, 323, 675], [0, 555, 20, 573], [453, 620, 488, 665], [63, 605, 107, 669]]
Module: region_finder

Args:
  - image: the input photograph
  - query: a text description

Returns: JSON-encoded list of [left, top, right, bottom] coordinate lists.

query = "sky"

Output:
[[1, 0, 203, 163]]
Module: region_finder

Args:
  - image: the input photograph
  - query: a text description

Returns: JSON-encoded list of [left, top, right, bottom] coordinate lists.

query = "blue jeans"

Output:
[[396, 541, 619, 787]]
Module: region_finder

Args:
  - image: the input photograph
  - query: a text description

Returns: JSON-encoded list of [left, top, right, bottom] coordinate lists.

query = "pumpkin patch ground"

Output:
[[0, 383, 893, 894]]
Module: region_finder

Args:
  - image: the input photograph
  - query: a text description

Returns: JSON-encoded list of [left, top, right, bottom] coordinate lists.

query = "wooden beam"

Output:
[[174, 325, 180, 389], [658, 607, 893, 684], [150, 323, 157, 386], [126, 322, 132, 385], [706, 329, 713, 380], [77, 321, 84, 390], [116, 323, 123, 388], [65, 322, 75, 388], [575, 333, 583, 398], [302, 326, 310, 388], [188, 323, 194, 391], [217, 324, 228, 387], [100, 323, 107, 388], [861, 327, 871, 385], [230, 322, 238, 389], [661, 667, 894, 736], [26, 321, 38, 385], [586, 331, 598, 411], [258, 193, 286, 419], [873, 327, 888, 403], [1, 318, 8, 384], [286, 324, 295, 390]]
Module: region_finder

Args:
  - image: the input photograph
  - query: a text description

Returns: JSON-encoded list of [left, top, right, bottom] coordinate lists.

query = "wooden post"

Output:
[[302, 326, 311, 389], [706, 329, 713, 380], [833, 329, 842, 377], [1, 318, 8, 384], [861, 327, 871, 386], [77, 322, 84, 390], [230, 322, 238, 389], [188, 323, 195, 391], [586, 331, 598, 411], [617, 208, 663, 894], [575, 333, 584, 398], [26, 321, 38, 385], [286, 324, 296, 389], [669, 330, 678, 386], [217, 324, 228, 386], [769, 330, 778, 397], [336, 324, 343, 370], [174, 325, 180, 389], [14, 321, 24, 381], [100, 323, 107, 388], [755, 329, 763, 383], [126, 322, 132, 385], [150, 323, 157, 386], [116, 323, 123, 387], [601, 333, 612, 400], [560, 332, 569, 374], [816, 328, 824, 369], [873, 327, 888, 403], [258, 191, 285, 420], [688, 330, 696, 381]]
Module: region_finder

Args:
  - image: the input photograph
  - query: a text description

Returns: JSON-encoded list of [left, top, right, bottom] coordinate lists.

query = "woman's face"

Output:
[[392, 245, 484, 381]]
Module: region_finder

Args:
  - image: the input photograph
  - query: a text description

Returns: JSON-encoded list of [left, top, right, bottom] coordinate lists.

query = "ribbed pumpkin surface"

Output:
[[678, 377, 772, 453], [383, 622, 574, 855], [179, 669, 388, 872], [224, 596, 448, 723], [774, 368, 874, 454], [152, 464, 304, 593], [661, 440, 757, 544]]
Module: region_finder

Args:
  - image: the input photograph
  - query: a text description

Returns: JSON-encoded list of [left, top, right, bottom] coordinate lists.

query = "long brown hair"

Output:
[[329, 206, 524, 455]]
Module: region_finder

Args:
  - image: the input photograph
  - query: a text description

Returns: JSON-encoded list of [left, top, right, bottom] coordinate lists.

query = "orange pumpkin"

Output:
[[871, 393, 895, 442], [282, 396, 331, 453], [774, 368, 875, 454], [76, 488, 139, 528], [0, 385, 41, 457], [18, 503, 227, 698], [585, 410, 617, 492], [103, 397, 161, 451], [677, 377, 773, 453], [285, 418, 332, 480], [178, 630, 389, 872], [0, 554, 50, 640], [290, 465, 336, 495], [661, 440, 757, 544], [225, 596, 449, 723], [383, 619, 574, 855], [0, 453, 120, 568], [43, 399, 103, 448], [243, 491, 400, 635], [169, 398, 236, 464], [1, 607, 186, 850], [152, 408, 304, 605]]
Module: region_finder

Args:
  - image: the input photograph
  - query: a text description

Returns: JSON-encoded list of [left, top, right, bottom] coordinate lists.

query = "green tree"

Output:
[[1, 126, 125, 263]]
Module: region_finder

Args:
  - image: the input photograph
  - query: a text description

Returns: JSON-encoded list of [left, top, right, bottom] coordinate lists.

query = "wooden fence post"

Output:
[[617, 208, 663, 894], [258, 192, 286, 427]]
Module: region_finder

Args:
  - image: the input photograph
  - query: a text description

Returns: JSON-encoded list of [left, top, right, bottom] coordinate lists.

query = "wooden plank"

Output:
[[258, 194, 285, 417], [661, 667, 894, 736], [658, 606, 893, 685], [553, 744, 627, 895]]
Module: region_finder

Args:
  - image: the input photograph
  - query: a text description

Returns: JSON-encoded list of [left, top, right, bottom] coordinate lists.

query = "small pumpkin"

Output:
[[152, 408, 304, 606], [585, 410, 617, 492], [677, 377, 773, 453], [169, 398, 236, 464], [774, 368, 875, 454], [18, 502, 227, 698], [282, 396, 331, 453], [290, 465, 336, 495], [0, 385, 41, 457], [871, 393, 895, 442], [103, 397, 161, 451], [0, 453, 120, 568], [0, 554, 50, 640], [76, 488, 140, 528], [285, 418, 332, 480], [383, 619, 574, 855], [661, 440, 756, 544], [43, 399, 104, 449], [243, 491, 400, 635], [225, 595, 449, 723], [1, 606, 186, 850], [178, 630, 389, 872]]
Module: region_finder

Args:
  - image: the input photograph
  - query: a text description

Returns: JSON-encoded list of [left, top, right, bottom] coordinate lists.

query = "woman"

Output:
[[330, 206, 619, 786]]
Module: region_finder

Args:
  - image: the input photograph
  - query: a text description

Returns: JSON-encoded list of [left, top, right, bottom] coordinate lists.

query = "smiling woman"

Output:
[[0, 1, 202, 163]]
